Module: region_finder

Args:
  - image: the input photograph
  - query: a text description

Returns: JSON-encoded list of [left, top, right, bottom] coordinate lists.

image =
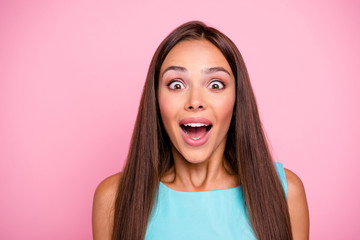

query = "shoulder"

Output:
[[94, 172, 121, 203], [284, 168, 305, 197], [284, 168, 309, 239], [92, 172, 121, 240]]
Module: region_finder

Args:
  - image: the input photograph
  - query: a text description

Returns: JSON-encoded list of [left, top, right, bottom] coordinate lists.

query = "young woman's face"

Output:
[[158, 40, 236, 164]]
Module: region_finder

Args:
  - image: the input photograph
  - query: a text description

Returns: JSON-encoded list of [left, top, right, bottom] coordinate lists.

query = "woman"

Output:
[[92, 21, 309, 240]]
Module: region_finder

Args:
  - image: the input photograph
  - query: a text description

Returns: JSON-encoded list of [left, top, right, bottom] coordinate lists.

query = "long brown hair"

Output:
[[112, 21, 292, 240]]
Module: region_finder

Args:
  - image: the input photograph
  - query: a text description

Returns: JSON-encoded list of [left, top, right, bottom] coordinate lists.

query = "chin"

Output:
[[177, 148, 214, 164], [170, 135, 227, 165]]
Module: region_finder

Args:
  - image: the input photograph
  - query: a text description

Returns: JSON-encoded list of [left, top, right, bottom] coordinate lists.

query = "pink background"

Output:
[[1, 0, 359, 239]]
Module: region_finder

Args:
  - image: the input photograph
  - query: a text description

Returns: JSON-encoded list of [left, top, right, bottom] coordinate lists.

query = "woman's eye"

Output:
[[209, 80, 225, 89], [168, 80, 185, 90]]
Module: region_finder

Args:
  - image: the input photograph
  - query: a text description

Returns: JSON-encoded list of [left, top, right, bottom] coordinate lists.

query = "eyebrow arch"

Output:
[[161, 66, 188, 79], [203, 67, 231, 76]]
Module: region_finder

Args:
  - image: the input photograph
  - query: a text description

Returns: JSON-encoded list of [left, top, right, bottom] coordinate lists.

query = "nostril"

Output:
[[187, 105, 204, 110]]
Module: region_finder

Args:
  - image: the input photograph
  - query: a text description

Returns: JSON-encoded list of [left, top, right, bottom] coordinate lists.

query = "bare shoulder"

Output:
[[94, 172, 121, 202], [284, 168, 309, 240], [284, 168, 305, 196], [92, 172, 121, 240]]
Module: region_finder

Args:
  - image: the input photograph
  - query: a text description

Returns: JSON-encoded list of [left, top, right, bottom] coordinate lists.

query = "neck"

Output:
[[161, 145, 238, 192]]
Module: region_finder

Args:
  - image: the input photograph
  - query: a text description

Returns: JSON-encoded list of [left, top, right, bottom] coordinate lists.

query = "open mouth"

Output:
[[180, 123, 212, 141]]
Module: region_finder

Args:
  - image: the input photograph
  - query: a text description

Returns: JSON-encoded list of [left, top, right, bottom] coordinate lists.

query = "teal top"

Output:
[[145, 162, 287, 240]]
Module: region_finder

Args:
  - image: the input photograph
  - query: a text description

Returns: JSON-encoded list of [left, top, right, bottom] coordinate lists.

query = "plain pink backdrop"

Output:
[[1, 0, 359, 239]]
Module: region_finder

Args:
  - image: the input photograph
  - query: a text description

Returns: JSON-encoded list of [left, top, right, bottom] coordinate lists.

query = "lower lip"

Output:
[[180, 127, 211, 147]]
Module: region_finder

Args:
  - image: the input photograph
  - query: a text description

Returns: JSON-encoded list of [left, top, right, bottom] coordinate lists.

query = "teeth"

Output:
[[183, 123, 208, 127]]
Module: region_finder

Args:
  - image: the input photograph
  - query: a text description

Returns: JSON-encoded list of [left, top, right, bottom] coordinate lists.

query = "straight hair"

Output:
[[112, 21, 292, 240]]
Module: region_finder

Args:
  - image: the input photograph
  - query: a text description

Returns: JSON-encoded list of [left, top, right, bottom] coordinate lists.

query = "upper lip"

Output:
[[179, 117, 213, 126]]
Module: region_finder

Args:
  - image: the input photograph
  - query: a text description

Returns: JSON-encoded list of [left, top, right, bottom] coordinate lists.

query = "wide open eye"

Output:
[[168, 80, 185, 90], [208, 80, 225, 90]]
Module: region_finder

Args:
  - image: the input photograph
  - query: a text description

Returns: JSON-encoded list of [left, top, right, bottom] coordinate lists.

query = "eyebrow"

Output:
[[202, 67, 231, 76], [161, 65, 231, 79], [161, 66, 188, 78]]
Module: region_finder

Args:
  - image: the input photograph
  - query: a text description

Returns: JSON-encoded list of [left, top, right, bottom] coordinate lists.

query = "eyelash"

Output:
[[166, 79, 226, 90], [167, 79, 185, 90], [208, 80, 225, 89]]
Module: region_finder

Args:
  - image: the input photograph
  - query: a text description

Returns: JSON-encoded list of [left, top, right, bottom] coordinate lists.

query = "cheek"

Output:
[[158, 94, 177, 130], [214, 94, 235, 123]]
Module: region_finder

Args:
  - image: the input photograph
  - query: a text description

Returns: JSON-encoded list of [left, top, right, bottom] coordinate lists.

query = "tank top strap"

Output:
[[274, 162, 288, 197]]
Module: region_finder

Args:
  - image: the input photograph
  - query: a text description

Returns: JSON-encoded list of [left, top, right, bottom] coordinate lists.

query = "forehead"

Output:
[[160, 40, 233, 76]]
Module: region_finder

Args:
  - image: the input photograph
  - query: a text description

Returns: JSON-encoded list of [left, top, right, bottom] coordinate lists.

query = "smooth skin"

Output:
[[158, 40, 237, 191], [92, 40, 309, 239]]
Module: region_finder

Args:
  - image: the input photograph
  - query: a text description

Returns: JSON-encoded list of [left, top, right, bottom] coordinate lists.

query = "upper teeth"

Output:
[[184, 123, 208, 127]]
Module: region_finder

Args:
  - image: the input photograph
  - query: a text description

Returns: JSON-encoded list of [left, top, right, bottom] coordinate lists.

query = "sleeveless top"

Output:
[[145, 162, 287, 240]]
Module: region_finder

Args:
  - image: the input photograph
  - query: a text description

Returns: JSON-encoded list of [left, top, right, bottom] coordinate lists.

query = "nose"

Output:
[[185, 86, 207, 111]]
